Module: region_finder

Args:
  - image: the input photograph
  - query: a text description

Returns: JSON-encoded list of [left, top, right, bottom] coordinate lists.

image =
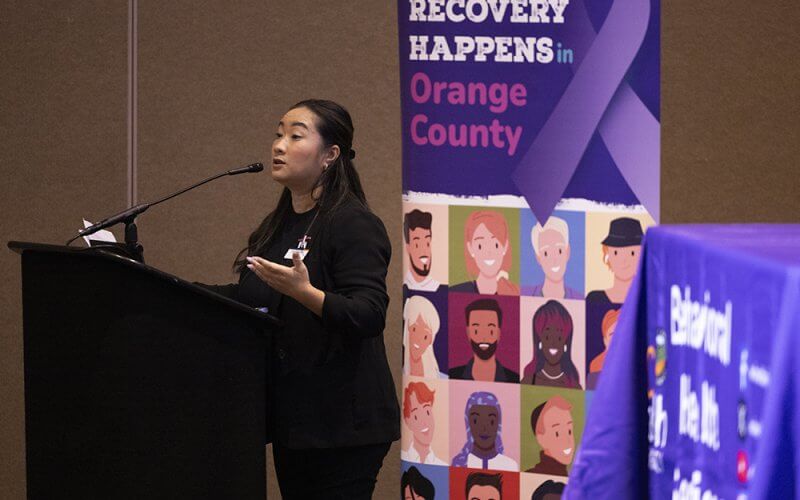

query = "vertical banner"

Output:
[[398, 0, 660, 498]]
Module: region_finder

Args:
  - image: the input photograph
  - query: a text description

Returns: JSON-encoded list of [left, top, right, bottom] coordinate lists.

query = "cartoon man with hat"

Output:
[[586, 217, 644, 304]]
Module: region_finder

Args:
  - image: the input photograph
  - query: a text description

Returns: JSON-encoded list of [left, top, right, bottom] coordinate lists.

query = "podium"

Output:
[[8, 241, 280, 500]]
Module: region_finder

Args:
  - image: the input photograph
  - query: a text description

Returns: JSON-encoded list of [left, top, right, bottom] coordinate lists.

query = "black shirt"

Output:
[[448, 357, 520, 383], [235, 205, 319, 313]]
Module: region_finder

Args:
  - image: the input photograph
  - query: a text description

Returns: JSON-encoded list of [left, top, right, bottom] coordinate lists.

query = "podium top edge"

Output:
[[7, 241, 281, 327]]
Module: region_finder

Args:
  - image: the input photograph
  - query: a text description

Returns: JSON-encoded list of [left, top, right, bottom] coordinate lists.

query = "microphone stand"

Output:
[[67, 163, 264, 263]]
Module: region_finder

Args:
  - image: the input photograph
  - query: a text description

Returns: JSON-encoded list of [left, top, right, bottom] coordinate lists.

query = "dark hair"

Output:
[[532, 300, 580, 386], [531, 480, 565, 500], [466, 472, 503, 498], [530, 401, 546, 434], [234, 99, 368, 272], [465, 298, 503, 327], [404, 209, 433, 243], [401, 466, 435, 500]]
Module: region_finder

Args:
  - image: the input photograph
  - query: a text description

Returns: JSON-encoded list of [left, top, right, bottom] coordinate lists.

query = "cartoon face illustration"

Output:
[[404, 386, 435, 447], [599, 217, 644, 284], [468, 484, 501, 500], [537, 228, 569, 280], [532, 216, 571, 283], [468, 404, 499, 452], [467, 222, 508, 278], [401, 466, 435, 500], [539, 320, 567, 366], [404, 209, 434, 279], [468, 307, 501, 361], [403, 296, 441, 377], [604, 245, 641, 281], [536, 404, 575, 465], [531, 300, 581, 389], [531, 480, 565, 500], [455, 210, 519, 296], [409, 314, 433, 362], [532, 396, 575, 467], [408, 226, 432, 276], [465, 472, 503, 500]]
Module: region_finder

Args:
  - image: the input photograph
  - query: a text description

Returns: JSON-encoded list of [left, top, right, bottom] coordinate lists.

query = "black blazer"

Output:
[[207, 197, 400, 448]]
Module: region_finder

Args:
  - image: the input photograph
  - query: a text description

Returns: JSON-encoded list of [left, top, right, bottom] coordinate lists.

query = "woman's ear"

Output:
[[323, 144, 340, 168]]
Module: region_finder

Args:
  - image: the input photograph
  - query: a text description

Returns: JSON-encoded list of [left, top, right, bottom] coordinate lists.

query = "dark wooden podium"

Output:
[[8, 242, 280, 500]]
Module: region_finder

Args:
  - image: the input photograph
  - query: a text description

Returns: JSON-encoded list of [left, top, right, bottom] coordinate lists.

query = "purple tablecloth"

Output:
[[565, 225, 800, 500]]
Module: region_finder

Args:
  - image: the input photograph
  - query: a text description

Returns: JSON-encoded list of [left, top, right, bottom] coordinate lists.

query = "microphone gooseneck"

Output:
[[69, 162, 264, 256]]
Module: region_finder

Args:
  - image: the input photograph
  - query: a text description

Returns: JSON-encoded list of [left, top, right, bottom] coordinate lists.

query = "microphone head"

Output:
[[248, 162, 264, 173]]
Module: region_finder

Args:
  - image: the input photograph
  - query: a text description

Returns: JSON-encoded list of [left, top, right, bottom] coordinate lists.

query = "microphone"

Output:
[[227, 162, 264, 175], [72, 161, 264, 247]]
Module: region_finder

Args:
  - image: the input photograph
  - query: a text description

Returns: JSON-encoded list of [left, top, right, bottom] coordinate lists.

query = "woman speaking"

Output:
[[206, 99, 399, 498]]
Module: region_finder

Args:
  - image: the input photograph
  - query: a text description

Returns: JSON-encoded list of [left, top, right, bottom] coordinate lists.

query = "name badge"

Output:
[[284, 248, 309, 261]]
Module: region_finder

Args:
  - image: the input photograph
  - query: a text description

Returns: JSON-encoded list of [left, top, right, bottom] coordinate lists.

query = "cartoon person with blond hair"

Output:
[[587, 217, 643, 304], [587, 308, 620, 389], [403, 295, 445, 378], [527, 395, 575, 476], [401, 382, 447, 465], [528, 216, 581, 299], [451, 210, 519, 295]]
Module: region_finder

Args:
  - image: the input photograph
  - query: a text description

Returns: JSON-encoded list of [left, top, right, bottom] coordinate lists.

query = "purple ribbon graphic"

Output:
[[511, 0, 659, 223]]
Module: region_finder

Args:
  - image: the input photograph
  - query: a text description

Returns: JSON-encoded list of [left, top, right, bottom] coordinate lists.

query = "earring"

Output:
[[604, 255, 609, 263], [563, 345, 567, 352], [538, 342, 542, 350]]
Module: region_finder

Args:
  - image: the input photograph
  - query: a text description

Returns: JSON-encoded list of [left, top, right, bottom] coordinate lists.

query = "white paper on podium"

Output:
[[82, 219, 117, 246]]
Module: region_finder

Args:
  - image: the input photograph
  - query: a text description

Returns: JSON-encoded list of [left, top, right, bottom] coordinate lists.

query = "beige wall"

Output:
[[1, 3, 129, 499], [1, 1, 798, 499]]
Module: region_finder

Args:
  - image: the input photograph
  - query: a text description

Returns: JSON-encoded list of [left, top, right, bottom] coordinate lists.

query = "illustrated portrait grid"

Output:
[[448, 380, 521, 472], [584, 301, 621, 390], [448, 206, 521, 296], [519, 297, 586, 391], [584, 211, 654, 303], [401, 461, 449, 500], [520, 209, 586, 300], [448, 293, 521, 384], [401, 376, 450, 467], [519, 385, 586, 477], [402, 201, 449, 293], [403, 289, 449, 380], [449, 467, 519, 500], [520, 471, 568, 500]]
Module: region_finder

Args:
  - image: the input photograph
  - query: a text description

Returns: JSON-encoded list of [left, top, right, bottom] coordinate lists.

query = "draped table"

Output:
[[565, 225, 800, 500]]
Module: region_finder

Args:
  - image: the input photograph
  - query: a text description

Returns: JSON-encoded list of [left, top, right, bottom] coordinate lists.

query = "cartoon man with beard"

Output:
[[449, 298, 519, 383], [404, 209, 440, 292]]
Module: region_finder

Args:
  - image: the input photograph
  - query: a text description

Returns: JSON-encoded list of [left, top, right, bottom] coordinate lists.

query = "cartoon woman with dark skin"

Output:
[[402, 295, 445, 378], [587, 308, 620, 389], [586, 217, 643, 304], [452, 391, 518, 471], [451, 210, 520, 295], [522, 300, 582, 389]]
